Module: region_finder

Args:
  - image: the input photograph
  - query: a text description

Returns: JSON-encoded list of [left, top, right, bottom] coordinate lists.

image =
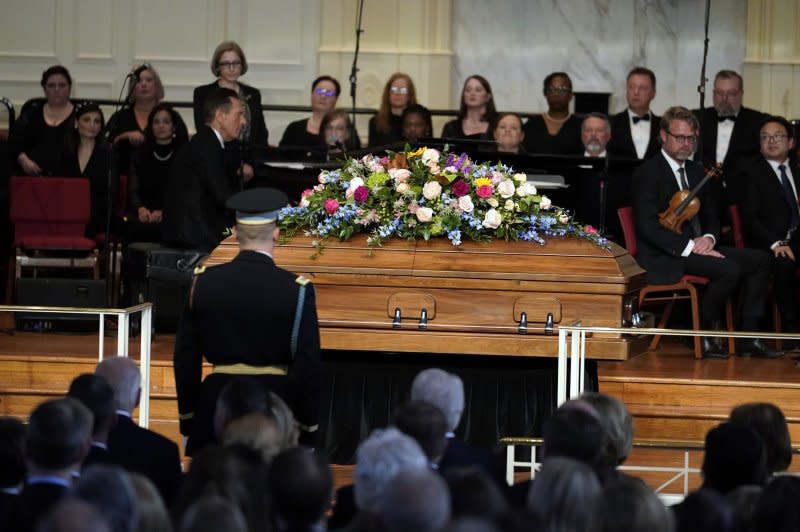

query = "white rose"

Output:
[[422, 181, 442, 200], [300, 197, 310, 208], [318, 173, 328, 184], [349, 177, 364, 189], [396, 182, 411, 194], [513, 172, 527, 183], [443, 166, 459, 174], [388, 168, 411, 183], [559, 214, 570, 223], [516, 182, 537, 197], [416, 207, 434, 222], [487, 198, 499, 208], [504, 199, 515, 211], [539, 196, 552, 210], [421, 148, 440, 166], [491, 171, 504, 184], [497, 179, 516, 199], [482, 208, 502, 229], [457, 195, 474, 213]]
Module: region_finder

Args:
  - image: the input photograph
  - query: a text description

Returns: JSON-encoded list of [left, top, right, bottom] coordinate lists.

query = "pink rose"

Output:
[[476, 184, 494, 199], [324, 198, 339, 214], [451, 180, 470, 197], [354, 185, 369, 203], [584, 225, 598, 234]]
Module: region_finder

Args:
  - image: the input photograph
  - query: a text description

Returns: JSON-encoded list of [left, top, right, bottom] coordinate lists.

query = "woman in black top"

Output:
[[368, 73, 417, 148], [401, 104, 433, 144], [193, 41, 268, 183], [10, 65, 75, 176], [126, 103, 186, 243], [441, 75, 498, 140], [523, 72, 583, 155], [279, 76, 341, 150], [320, 109, 361, 157]]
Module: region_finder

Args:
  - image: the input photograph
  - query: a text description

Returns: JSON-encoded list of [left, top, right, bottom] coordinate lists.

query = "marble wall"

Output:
[[453, 0, 747, 115]]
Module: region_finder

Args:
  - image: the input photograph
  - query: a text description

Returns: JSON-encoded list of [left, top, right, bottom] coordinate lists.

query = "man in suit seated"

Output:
[[631, 106, 780, 359], [95, 356, 182, 505], [740, 116, 800, 349], [66, 374, 117, 468], [694, 70, 766, 207], [608, 67, 661, 160]]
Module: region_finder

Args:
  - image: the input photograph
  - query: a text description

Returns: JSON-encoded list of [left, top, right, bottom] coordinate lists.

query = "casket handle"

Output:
[[518, 312, 528, 334], [544, 312, 554, 335], [418, 308, 428, 330], [392, 308, 402, 328]]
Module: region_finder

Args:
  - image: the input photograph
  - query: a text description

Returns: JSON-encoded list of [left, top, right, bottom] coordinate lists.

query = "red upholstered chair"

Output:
[[618, 207, 734, 359], [6, 176, 100, 303]]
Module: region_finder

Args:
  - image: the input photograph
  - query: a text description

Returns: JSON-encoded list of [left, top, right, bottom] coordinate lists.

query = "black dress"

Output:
[[9, 102, 74, 175], [368, 113, 404, 147], [126, 142, 180, 243], [279, 118, 325, 148], [56, 143, 110, 237], [440, 119, 491, 140], [522, 114, 584, 155], [107, 107, 189, 176]]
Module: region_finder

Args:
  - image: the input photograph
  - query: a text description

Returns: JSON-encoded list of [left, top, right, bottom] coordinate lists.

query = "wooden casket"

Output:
[[205, 234, 648, 361]]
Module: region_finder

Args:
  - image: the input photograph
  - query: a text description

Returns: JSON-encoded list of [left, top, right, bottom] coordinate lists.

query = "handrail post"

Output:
[[98, 312, 105, 361], [557, 327, 568, 406], [139, 305, 152, 428], [117, 313, 129, 357]]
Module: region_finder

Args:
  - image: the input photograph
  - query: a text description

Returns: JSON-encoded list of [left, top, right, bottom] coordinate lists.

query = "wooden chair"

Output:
[[618, 207, 734, 358]]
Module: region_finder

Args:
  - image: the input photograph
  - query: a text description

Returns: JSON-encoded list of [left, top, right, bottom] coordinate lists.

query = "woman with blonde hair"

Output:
[[368, 73, 417, 147]]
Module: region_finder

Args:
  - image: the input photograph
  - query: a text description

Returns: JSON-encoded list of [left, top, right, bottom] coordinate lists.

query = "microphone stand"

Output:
[[697, 0, 711, 109], [348, 0, 366, 126]]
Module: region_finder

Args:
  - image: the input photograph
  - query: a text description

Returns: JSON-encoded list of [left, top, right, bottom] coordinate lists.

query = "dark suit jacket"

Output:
[[693, 106, 765, 186], [608, 110, 661, 160], [741, 158, 800, 249], [631, 152, 721, 284], [192, 81, 268, 150], [106, 414, 182, 505], [9, 481, 68, 532], [162, 125, 235, 251], [82, 443, 113, 468]]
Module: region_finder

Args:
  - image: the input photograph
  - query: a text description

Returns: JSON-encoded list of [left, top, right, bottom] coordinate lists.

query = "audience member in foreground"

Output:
[[728, 402, 792, 475], [527, 456, 601, 531], [178, 495, 248, 532], [592, 475, 674, 532], [701, 422, 768, 495], [267, 447, 332, 531], [581, 391, 634, 482], [72, 465, 137, 532], [36, 497, 112, 532], [66, 373, 117, 468], [379, 468, 451, 532]]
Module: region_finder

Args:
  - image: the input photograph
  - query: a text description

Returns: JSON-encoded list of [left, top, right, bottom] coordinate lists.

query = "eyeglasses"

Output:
[[546, 86, 572, 94], [760, 133, 788, 143], [45, 82, 68, 89], [218, 61, 242, 70], [390, 86, 409, 94], [666, 131, 697, 144], [314, 88, 336, 97]]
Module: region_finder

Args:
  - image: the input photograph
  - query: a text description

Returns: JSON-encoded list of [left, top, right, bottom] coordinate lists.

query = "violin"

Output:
[[658, 164, 722, 234]]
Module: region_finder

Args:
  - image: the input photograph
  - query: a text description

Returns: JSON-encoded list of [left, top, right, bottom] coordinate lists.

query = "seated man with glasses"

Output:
[[740, 116, 800, 350], [631, 106, 780, 359]]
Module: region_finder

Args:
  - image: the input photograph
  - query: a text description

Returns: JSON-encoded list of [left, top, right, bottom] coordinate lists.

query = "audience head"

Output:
[[726, 484, 762, 532], [74, 102, 105, 141], [458, 75, 498, 124], [410, 368, 465, 433], [129, 473, 173, 532], [380, 468, 451, 532], [581, 112, 612, 156], [758, 115, 795, 163], [353, 427, 428, 513], [41, 65, 73, 105], [310, 75, 340, 114], [659, 105, 699, 163], [527, 456, 601, 531], [592, 475, 673, 532], [542, 72, 573, 113], [625, 67, 657, 115], [268, 447, 333, 528], [320, 108, 353, 148], [222, 413, 284, 463], [213, 377, 273, 441], [393, 400, 449, 464], [95, 356, 141, 414], [444, 517, 501, 532], [203, 87, 246, 141], [145, 103, 185, 145], [178, 495, 248, 532], [26, 397, 92, 472], [210, 41, 248, 80], [376, 73, 417, 135], [72, 465, 137, 532], [444, 467, 509, 524], [542, 399, 607, 470], [752, 475, 800, 532], [0, 417, 26, 489], [673, 487, 736, 532], [268, 392, 300, 449], [729, 402, 792, 474], [37, 497, 112, 532], [401, 104, 433, 143], [126, 64, 165, 105], [713, 70, 744, 116], [494, 113, 525, 153], [67, 373, 116, 441], [581, 391, 634, 466], [702, 422, 768, 495]]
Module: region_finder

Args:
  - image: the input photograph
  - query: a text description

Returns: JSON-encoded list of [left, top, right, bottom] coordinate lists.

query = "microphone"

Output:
[[130, 63, 151, 82]]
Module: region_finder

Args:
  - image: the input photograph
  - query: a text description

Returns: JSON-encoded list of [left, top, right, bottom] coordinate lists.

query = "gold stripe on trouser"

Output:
[[212, 363, 288, 376]]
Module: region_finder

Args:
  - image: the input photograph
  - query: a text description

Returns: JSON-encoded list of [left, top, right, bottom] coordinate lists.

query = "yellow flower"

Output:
[[475, 177, 492, 187], [407, 147, 426, 159]]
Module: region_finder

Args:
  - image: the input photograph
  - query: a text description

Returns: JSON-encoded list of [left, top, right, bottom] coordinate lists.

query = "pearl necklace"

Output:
[[152, 149, 174, 162], [543, 112, 569, 123]]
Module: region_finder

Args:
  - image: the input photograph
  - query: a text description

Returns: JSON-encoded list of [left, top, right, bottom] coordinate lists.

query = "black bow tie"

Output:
[[718, 115, 736, 123], [632, 114, 650, 124]]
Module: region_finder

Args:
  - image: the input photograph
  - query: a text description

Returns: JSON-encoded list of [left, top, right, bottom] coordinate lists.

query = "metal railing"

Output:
[[0, 303, 153, 427]]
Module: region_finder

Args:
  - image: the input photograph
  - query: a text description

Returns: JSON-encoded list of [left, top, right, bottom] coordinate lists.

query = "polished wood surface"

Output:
[[205, 234, 647, 360]]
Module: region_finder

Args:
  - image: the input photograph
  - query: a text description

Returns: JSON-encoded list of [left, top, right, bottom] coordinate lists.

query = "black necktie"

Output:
[[718, 115, 736, 123], [778, 164, 800, 232], [632, 114, 650, 124], [678, 167, 702, 237]]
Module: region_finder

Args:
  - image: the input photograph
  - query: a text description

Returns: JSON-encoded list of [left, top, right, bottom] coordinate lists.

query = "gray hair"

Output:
[[581, 392, 634, 464], [381, 468, 451, 532], [581, 112, 611, 133], [73, 465, 138, 532], [353, 427, 428, 513], [527, 457, 601, 531], [411, 368, 465, 432], [95, 357, 141, 413]]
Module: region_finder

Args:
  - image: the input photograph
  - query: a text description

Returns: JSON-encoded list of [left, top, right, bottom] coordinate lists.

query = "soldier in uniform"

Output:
[[173, 188, 321, 454]]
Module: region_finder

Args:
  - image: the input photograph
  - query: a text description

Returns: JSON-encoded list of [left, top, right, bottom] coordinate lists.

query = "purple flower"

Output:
[[354, 185, 369, 203], [451, 180, 470, 197]]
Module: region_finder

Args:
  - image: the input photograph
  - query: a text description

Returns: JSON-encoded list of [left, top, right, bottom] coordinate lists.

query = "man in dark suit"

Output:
[[174, 188, 321, 456], [631, 106, 780, 359], [66, 374, 117, 468], [693, 70, 766, 206], [608, 67, 661, 160], [163, 87, 246, 252], [95, 356, 182, 505], [741, 116, 800, 347]]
